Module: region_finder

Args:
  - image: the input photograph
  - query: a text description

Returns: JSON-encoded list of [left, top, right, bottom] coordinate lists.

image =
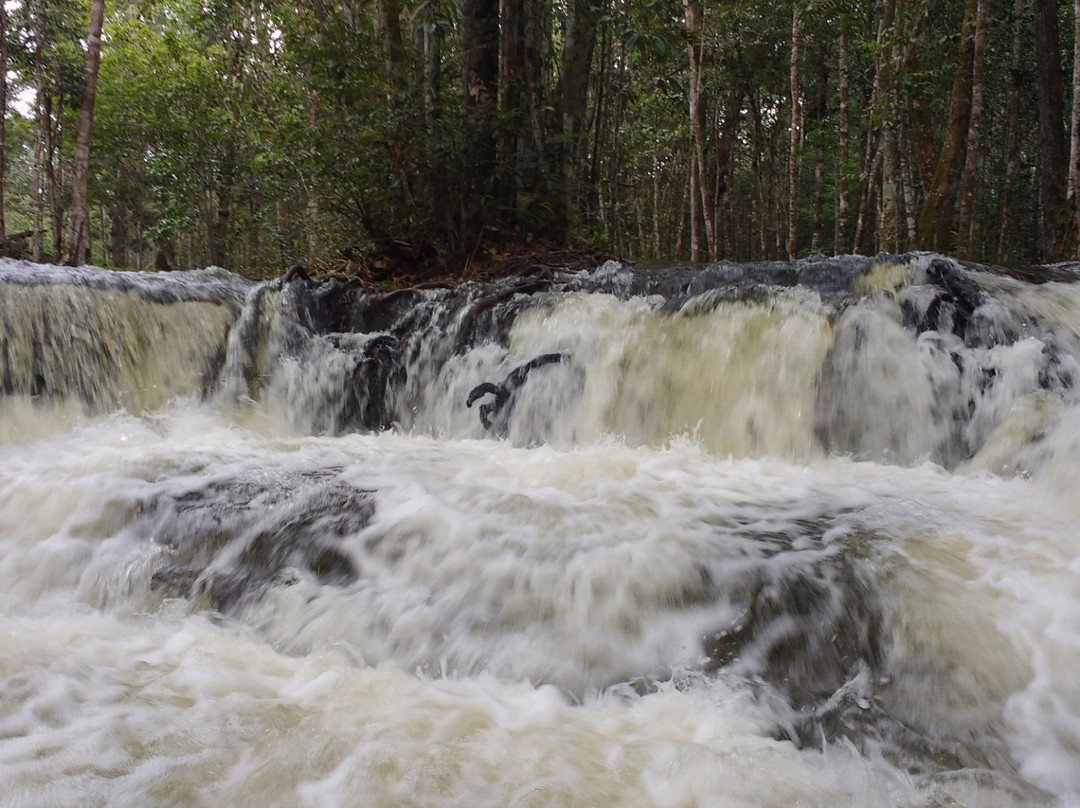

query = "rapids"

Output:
[[0, 253, 1078, 806]]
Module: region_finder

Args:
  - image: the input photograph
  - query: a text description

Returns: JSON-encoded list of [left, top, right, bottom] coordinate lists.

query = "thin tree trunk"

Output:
[[1034, 0, 1068, 259], [917, 0, 975, 249], [501, 0, 526, 221], [957, 0, 988, 258], [375, 0, 406, 103], [653, 150, 662, 257], [305, 82, 320, 263], [750, 95, 768, 259], [211, 142, 234, 267], [855, 142, 884, 252], [31, 33, 44, 262], [45, 94, 64, 261], [714, 88, 742, 259], [423, 2, 448, 246], [688, 153, 701, 261], [998, 0, 1025, 263], [900, 121, 918, 246], [607, 33, 628, 251], [1070, 0, 1080, 253], [554, 0, 598, 241], [878, 0, 901, 253], [67, 0, 105, 266], [0, 3, 6, 246], [684, 0, 715, 259], [787, 3, 801, 259], [811, 55, 826, 253], [462, 0, 499, 242], [901, 0, 933, 195], [675, 165, 689, 259], [835, 25, 850, 254]]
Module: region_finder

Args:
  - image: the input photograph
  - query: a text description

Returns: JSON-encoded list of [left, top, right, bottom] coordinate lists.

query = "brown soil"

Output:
[[304, 239, 622, 291]]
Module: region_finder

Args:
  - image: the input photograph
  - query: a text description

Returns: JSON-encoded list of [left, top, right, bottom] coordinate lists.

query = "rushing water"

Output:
[[1, 254, 1078, 807]]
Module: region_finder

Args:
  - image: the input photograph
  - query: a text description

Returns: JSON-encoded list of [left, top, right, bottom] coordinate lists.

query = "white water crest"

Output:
[[1, 255, 1079, 807]]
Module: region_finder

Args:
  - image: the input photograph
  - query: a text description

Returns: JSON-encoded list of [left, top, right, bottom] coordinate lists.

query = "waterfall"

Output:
[[1, 254, 1078, 807]]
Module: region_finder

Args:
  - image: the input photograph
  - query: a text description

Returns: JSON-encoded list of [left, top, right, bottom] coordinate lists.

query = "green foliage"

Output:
[[0, 0, 1061, 269]]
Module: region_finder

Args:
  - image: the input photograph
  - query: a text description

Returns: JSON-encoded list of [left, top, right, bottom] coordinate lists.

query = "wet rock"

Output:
[[145, 467, 373, 612], [702, 536, 885, 708]]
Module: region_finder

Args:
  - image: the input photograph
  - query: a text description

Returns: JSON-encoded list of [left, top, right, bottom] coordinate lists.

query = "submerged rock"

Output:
[[144, 467, 373, 612]]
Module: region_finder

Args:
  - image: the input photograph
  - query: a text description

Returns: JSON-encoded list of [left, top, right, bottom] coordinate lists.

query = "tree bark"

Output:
[[67, 0, 105, 266], [957, 0, 988, 258], [877, 0, 900, 253], [0, 4, 6, 246], [916, 0, 975, 250], [835, 25, 850, 254], [854, 140, 883, 253], [684, 0, 715, 259], [1034, 0, 1069, 260], [555, 0, 598, 241], [210, 140, 235, 267], [461, 0, 499, 241], [31, 10, 44, 262], [423, 2, 449, 246], [811, 54, 826, 253], [1070, 0, 1080, 252], [787, 3, 801, 259], [688, 151, 701, 261], [500, 0, 526, 222], [715, 88, 742, 259], [998, 0, 1025, 263], [45, 94, 64, 261], [375, 0, 406, 101]]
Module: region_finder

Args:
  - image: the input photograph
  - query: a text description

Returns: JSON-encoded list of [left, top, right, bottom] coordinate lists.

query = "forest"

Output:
[[0, 0, 1076, 278]]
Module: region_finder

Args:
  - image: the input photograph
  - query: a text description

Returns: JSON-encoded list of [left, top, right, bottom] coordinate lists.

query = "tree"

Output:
[[66, 0, 104, 265], [1034, 0, 1068, 260], [956, 0, 987, 258]]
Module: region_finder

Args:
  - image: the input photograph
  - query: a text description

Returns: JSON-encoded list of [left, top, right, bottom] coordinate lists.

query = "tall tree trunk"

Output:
[[652, 149, 662, 256], [998, 0, 1025, 263], [31, 19, 44, 262], [210, 141, 234, 267], [854, 141, 883, 253], [688, 151, 701, 261], [877, 0, 901, 253], [684, 0, 714, 259], [1070, 0, 1080, 253], [916, 0, 975, 249], [811, 55, 826, 253], [835, 24, 850, 254], [787, 3, 801, 259], [0, 3, 6, 247], [461, 0, 499, 243], [306, 83, 320, 263], [500, 0, 527, 224], [675, 163, 689, 259], [1034, 0, 1069, 260], [900, 121, 919, 246], [45, 94, 64, 261], [715, 88, 742, 259], [957, 0, 988, 258], [67, 0, 105, 266], [423, 2, 449, 246], [606, 30, 628, 251], [900, 0, 933, 195], [522, 0, 550, 191], [555, 0, 598, 241], [375, 0, 406, 102]]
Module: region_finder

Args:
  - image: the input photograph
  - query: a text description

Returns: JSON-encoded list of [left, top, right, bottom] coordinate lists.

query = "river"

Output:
[[0, 254, 1077, 806]]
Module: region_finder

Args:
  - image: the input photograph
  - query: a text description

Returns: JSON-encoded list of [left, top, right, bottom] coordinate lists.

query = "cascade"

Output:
[[1, 253, 1078, 806]]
